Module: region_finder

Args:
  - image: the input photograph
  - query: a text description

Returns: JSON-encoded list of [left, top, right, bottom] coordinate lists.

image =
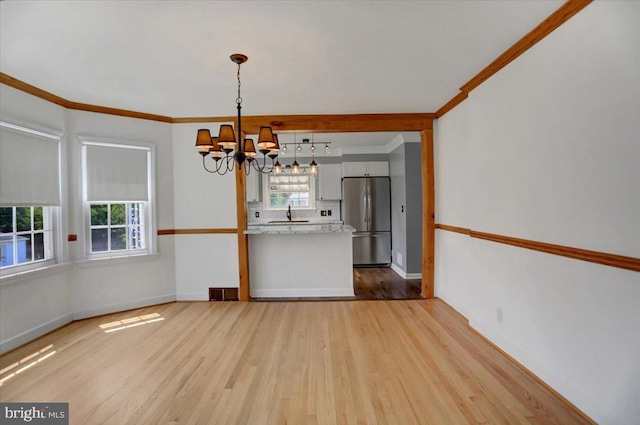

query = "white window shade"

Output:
[[0, 124, 61, 206], [85, 144, 149, 202]]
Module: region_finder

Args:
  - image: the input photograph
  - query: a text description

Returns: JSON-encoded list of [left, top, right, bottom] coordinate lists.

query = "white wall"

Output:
[[435, 2, 640, 424], [67, 110, 176, 317], [0, 86, 179, 351], [0, 85, 72, 352], [172, 124, 239, 299]]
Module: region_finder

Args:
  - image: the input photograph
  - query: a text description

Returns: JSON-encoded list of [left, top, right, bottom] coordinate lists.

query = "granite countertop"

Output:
[[244, 224, 355, 235], [248, 220, 343, 226]]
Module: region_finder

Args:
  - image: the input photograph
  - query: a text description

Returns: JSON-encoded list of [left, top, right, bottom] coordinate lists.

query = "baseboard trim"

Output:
[[250, 288, 355, 298], [390, 263, 422, 280], [0, 313, 74, 355], [73, 294, 176, 321], [176, 292, 210, 301]]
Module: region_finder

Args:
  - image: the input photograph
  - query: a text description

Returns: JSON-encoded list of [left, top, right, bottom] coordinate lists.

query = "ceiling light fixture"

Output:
[[195, 54, 278, 175], [309, 134, 318, 177], [292, 133, 300, 175]]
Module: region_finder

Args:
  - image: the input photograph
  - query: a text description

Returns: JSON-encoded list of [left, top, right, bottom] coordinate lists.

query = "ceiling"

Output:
[[1, 1, 562, 151]]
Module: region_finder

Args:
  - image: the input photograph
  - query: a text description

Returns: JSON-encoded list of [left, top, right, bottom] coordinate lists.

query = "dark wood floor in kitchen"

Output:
[[354, 267, 423, 300]]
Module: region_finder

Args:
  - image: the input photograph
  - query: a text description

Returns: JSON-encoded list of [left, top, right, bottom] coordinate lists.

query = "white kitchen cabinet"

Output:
[[246, 172, 260, 202], [318, 163, 342, 200], [366, 161, 390, 176], [342, 161, 389, 177]]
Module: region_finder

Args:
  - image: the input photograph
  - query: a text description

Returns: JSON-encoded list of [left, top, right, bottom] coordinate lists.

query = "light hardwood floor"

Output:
[[0, 300, 592, 425]]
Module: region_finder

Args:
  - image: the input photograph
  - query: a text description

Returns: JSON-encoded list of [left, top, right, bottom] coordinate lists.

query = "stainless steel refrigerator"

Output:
[[342, 177, 391, 266]]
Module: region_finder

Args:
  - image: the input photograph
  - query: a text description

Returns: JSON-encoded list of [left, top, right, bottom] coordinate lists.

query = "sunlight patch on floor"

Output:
[[99, 313, 165, 333], [0, 344, 56, 386]]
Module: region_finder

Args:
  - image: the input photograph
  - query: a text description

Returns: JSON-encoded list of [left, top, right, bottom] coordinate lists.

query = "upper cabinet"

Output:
[[342, 161, 389, 177], [318, 164, 342, 200], [246, 172, 260, 202]]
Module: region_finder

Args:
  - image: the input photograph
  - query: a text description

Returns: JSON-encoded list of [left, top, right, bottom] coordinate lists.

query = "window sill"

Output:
[[0, 262, 73, 287], [74, 252, 160, 268]]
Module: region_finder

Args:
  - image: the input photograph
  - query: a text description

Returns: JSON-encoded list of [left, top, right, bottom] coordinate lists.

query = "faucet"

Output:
[[286, 205, 292, 221]]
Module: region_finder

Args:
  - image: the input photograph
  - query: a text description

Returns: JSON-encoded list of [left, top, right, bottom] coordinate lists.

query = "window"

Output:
[[0, 206, 53, 269], [264, 169, 315, 209], [82, 141, 154, 258], [89, 203, 145, 253], [0, 122, 61, 274]]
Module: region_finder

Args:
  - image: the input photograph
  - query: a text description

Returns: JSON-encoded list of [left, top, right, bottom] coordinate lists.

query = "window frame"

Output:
[[81, 139, 156, 260], [263, 168, 316, 210], [88, 202, 147, 254], [0, 206, 56, 272]]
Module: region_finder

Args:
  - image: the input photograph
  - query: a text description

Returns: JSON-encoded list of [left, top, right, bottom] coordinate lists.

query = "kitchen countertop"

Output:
[[244, 224, 355, 235]]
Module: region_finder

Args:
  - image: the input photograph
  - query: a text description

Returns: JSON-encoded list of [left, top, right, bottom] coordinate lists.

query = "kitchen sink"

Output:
[[268, 220, 310, 224]]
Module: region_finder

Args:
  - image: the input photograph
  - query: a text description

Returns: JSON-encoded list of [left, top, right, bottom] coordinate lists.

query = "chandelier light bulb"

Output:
[[296, 144, 302, 153], [325, 143, 331, 154]]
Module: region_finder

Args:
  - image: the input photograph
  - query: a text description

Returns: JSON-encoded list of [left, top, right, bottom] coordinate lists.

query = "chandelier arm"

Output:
[[225, 154, 235, 173], [202, 156, 224, 175], [254, 155, 267, 172], [256, 154, 273, 174]]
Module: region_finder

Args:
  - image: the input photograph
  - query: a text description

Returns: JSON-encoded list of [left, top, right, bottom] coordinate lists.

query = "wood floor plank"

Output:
[[0, 300, 593, 425]]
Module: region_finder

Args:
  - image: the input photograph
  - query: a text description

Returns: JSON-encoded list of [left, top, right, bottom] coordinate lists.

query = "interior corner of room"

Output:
[[1, 1, 639, 424]]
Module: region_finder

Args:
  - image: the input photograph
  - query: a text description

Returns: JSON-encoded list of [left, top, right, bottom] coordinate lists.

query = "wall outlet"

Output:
[[497, 307, 503, 324], [255, 211, 260, 218], [327, 210, 332, 216], [321, 210, 327, 216]]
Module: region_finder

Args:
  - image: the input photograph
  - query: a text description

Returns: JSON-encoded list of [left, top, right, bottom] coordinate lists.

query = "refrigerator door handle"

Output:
[[362, 184, 368, 225], [367, 181, 372, 228], [366, 180, 370, 225]]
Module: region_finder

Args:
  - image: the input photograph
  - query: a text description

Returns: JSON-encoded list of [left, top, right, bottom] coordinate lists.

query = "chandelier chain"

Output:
[[236, 63, 242, 105]]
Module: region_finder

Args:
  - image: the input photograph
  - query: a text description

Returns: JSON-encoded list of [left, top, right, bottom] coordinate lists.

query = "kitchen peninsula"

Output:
[[245, 224, 355, 298]]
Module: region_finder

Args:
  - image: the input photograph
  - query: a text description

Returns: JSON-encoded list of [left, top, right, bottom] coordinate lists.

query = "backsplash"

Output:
[[248, 200, 342, 225]]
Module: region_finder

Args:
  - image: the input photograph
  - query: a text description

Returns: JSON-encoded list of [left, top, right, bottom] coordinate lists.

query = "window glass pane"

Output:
[[34, 232, 45, 260], [91, 204, 108, 226], [129, 204, 142, 225], [34, 207, 44, 230], [0, 236, 14, 267], [110, 204, 126, 225], [110, 228, 127, 250], [17, 233, 33, 263], [130, 226, 144, 249], [91, 228, 109, 252], [270, 193, 291, 207], [16, 207, 31, 232], [0, 207, 13, 233]]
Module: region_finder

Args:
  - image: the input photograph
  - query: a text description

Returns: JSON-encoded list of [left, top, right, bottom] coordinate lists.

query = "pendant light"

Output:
[[291, 133, 300, 175]]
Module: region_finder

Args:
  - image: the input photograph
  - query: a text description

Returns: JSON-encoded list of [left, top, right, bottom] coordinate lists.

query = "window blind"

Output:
[[0, 124, 61, 206], [85, 143, 149, 202]]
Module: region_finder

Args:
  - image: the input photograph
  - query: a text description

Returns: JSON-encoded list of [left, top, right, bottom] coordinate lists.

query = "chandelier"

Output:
[[195, 54, 279, 175]]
